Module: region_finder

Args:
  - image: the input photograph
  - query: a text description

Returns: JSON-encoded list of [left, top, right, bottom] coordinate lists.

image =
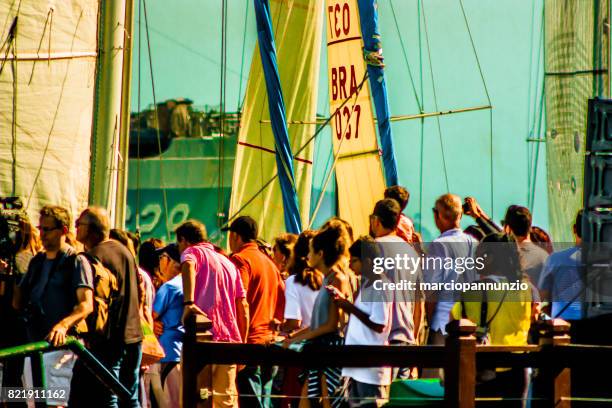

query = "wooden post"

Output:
[[182, 314, 213, 408], [535, 319, 571, 408], [445, 319, 477, 408]]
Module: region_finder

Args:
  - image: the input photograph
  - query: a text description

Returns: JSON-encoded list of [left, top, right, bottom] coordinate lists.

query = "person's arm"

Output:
[[281, 319, 301, 333], [152, 311, 164, 337], [284, 306, 339, 345], [12, 282, 25, 311], [475, 217, 502, 236], [281, 277, 302, 333], [235, 297, 249, 342], [464, 197, 501, 234], [231, 255, 250, 298], [335, 297, 385, 333], [47, 288, 93, 346], [284, 272, 350, 345], [273, 273, 286, 324], [537, 258, 554, 315], [11, 260, 31, 311], [181, 260, 206, 323]]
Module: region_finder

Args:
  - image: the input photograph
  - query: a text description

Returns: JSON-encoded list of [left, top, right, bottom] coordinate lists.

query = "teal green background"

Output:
[[129, 0, 548, 242]]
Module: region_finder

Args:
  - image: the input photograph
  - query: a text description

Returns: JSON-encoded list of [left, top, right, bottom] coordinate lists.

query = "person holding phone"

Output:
[[283, 220, 353, 408]]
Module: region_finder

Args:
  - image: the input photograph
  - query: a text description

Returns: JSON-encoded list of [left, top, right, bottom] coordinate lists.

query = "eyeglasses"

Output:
[[37, 225, 61, 233], [75, 221, 89, 228]]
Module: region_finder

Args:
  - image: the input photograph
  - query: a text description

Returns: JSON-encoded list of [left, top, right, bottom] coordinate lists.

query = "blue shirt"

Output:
[[153, 275, 184, 362], [538, 246, 583, 320], [424, 229, 478, 333]]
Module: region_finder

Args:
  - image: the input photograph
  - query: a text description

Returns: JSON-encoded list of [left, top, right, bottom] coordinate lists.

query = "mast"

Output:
[[89, 0, 135, 227]]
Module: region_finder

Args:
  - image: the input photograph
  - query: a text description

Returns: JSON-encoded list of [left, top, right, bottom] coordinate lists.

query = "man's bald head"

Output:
[[434, 194, 462, 232], [79, 206, 110, 245]]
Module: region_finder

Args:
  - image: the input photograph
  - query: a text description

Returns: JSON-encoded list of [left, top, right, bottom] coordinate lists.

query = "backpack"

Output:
[[461, 279, 508, 383], [79, 252, 119, 339]]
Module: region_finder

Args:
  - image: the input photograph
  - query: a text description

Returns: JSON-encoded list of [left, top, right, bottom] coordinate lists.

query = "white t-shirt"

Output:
[[342, 291, 393, 385], [283, 274, 320, 328]]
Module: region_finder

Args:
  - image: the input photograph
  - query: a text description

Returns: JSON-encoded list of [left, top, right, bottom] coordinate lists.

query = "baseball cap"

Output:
[[221, 215, 258, 241], [156, 243, 181, 263]]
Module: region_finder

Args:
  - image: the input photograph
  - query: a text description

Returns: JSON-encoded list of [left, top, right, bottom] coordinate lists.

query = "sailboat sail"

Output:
[[0, 1, 100, 222], [325, 0, 386, 236], [228, 0, 323, 240], [252, 0, 301, 234]]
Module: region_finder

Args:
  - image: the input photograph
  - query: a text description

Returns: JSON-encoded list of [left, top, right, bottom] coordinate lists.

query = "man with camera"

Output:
[[13, 205, 94, 344], [11, 205, 94, 394]]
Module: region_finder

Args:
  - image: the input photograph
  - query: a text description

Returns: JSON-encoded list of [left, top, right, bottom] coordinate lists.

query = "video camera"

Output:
[[0, 197, 26, 272]]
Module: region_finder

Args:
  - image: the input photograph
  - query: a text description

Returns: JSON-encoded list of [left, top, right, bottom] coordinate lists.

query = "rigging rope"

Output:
[[308, 72, 369, 228], [142, 0, 171, 241], [26, 5, 80, 211], [527, 6, 545, 211], [388, 0, 423, 113], [211, 72, 369, 239], [217, 0, 228, 228], [11, 20, 17, 196], [421, 0, 450, 193], [458, 0, 494, 215], [135, 0, 142, 231], [418, 0, 425, 234], [237, 1, 249, 111], [0, 16, 18, 196]]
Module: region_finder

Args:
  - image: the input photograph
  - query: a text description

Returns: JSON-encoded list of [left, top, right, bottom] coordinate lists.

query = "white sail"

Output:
[[0, 0, 100, 223]]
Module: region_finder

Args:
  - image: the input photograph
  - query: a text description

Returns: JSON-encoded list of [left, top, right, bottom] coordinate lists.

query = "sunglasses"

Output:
[[37, 225, 61, 233]]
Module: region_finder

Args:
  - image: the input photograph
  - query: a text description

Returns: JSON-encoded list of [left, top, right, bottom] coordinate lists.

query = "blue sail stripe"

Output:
[[357, 0, 399, 186], [253, 0, 302, 233]]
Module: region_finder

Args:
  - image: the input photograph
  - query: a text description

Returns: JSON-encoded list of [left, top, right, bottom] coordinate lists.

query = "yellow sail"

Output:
[[325, 0, 385, 236], [228, 0, 323, 241]]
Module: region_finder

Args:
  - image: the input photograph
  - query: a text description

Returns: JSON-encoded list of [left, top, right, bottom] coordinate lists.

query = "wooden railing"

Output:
[[182, 316, 612, 408]]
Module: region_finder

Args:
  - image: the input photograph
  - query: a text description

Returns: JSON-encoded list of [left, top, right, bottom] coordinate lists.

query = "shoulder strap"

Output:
[[79, 251, 98, 264], [480, 286, 488, 327], [484, 286, 508, 328]]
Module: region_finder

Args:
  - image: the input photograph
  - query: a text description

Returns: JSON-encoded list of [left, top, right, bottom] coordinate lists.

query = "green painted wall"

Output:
[[130, 0, 548, 242]]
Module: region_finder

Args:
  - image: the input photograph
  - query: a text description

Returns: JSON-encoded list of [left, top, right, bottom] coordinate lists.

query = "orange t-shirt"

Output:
[[230, 243, 285, 344]]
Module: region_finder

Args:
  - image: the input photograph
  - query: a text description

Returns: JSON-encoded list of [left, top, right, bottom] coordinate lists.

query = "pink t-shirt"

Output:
[[181, 242, 246, 343], [396, 214, 414, 243]]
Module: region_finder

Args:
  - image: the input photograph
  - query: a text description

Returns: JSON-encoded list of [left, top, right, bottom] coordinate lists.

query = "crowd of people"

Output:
[[0, 184, 596, 408]]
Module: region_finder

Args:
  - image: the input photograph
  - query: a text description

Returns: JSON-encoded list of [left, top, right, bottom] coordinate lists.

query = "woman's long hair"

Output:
[[477, 233, 523, 281], [17, 215, 41, 255], [287, 230, 322, 291]]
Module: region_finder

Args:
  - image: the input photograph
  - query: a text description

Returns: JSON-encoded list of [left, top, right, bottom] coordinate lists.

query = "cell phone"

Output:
[[325, 285, 342, 298]]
